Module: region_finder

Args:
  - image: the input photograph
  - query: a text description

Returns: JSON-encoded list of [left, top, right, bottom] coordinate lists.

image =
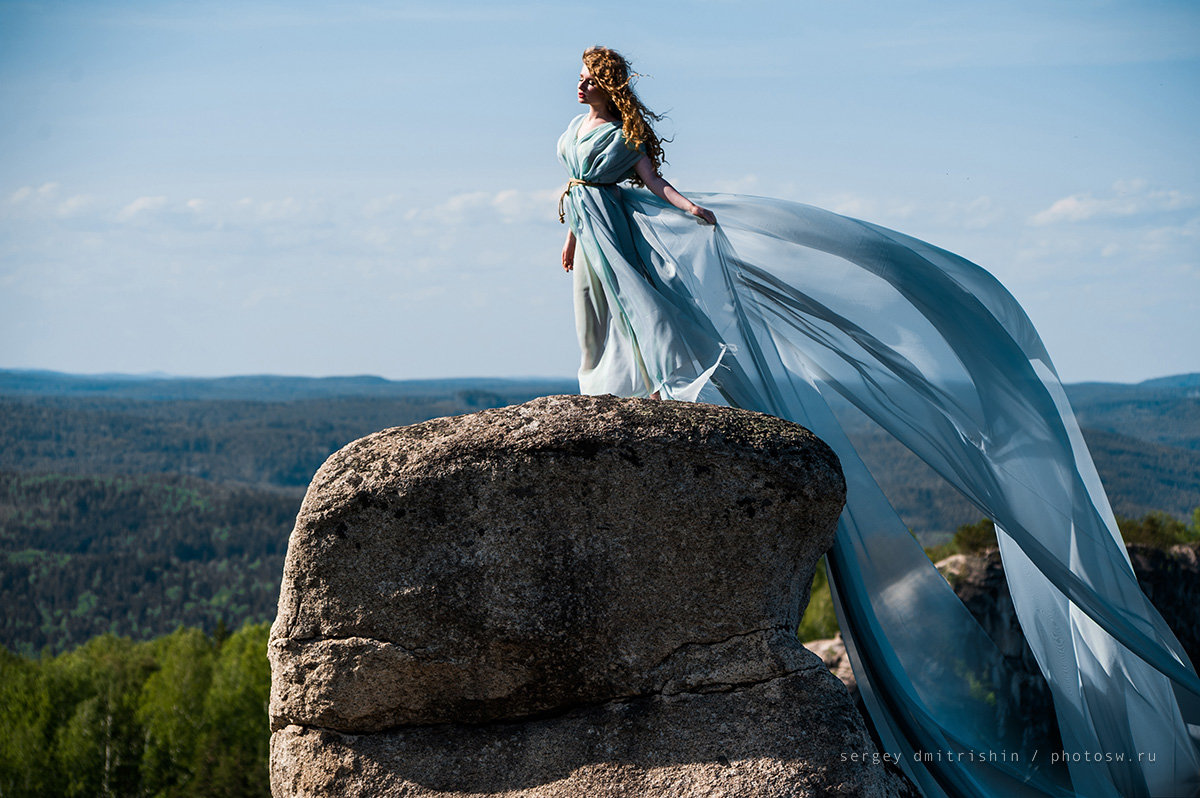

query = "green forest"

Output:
[[0, 623, 269, 798], [0, 471, 295, 655], [0, 382, 568, 656]]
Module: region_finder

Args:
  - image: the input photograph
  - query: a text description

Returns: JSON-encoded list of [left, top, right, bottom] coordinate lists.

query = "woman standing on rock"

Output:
[[560, 46, 717, 402], [556, 45, 1200, 798]]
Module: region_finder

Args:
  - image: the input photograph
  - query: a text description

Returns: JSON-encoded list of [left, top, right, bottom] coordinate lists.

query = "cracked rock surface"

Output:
[[269, 394, 913, 797]]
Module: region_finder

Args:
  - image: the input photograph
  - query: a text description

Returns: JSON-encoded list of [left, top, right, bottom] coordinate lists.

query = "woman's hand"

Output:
[[562, 231, 577, 272], [689, 204, 717, 225]]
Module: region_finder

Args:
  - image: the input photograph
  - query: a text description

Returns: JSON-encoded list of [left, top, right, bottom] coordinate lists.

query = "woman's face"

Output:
[[578, 66, 606, 107]]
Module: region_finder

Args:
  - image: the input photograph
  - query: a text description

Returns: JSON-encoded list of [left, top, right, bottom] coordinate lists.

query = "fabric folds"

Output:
[[557, 113, 1200, 797]]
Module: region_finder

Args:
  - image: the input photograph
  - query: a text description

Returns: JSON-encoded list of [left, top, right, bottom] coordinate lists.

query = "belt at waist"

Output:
[[558, 179, 616, 224]]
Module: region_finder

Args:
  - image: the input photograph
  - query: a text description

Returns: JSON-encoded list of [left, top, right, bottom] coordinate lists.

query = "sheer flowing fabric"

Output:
[[559, 114, 1200, 797]]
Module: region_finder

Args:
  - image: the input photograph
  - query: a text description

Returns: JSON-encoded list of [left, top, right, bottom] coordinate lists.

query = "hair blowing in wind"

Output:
[[582, 46, 666, 185]]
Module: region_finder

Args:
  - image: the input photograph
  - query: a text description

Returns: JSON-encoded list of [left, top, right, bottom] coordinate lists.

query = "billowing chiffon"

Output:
[[558, 114, 1200, 797]]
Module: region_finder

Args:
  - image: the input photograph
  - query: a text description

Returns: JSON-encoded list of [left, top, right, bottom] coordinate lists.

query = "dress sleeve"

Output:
[[618, 130, 647, 181]]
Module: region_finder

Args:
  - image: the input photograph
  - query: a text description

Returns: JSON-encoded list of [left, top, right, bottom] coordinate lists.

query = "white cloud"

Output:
[[117, 195, 168, 221], [5, 183, 545, 249], [9, 183, 60, 206], [957, 196, 1004, 230], [362, 194, 404, 218], [825, 193, 881, 218], [1030, 180, 1193, 226], [239, 284, 296, 310], [248, 197, 306, 222], [408, 187, 560, 227], [708, 174, 762, 195], [56, 195, 95, 217], [819, 193, 1000, 231], [1138, 215, 1200, 257]]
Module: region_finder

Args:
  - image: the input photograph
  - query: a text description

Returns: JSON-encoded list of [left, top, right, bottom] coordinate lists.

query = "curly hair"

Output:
[[582, 46, 665, 185]]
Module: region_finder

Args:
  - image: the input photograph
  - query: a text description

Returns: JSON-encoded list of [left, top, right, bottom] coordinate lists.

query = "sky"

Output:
[[1, 0, 1197, 384]]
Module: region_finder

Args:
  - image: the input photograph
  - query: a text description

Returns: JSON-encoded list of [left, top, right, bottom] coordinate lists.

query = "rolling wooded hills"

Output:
[[1, 369, 1196, 654]]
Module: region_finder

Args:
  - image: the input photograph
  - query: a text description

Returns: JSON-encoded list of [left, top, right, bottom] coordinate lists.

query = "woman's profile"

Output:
[[556, 45, 1200, 798]]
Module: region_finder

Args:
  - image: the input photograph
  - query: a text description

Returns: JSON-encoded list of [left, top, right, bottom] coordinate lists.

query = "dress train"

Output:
[[557, 113, 1200, 797]]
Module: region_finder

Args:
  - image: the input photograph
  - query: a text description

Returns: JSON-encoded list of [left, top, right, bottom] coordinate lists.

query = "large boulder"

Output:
[[269, 394, 914, 797]]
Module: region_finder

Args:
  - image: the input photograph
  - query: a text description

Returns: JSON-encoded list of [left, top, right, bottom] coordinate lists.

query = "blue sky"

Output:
[[2, 0, 1197, 383]]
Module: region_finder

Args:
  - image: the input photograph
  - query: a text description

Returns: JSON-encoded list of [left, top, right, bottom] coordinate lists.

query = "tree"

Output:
[[192, 623, 271, 796], [0, 647, 54, 796], [137, 627, 216, 797], [50, 635, 155, 798]]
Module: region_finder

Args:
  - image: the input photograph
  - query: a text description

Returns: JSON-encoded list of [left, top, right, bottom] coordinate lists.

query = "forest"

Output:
[[1, 370, 1197, 795], [0, 376, 577, 655], [0, 471, 294, 655], [0, 623, 270, 798]]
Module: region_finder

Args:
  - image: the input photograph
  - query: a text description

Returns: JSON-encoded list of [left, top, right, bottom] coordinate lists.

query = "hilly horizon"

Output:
[[2, 367, 1198, 654], [4, 366, 1198, 398], [4, 367, 1198, 521]]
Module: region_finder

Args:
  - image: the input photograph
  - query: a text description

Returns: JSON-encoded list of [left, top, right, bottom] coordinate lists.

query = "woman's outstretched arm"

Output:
[[634, 157, 717, 225]]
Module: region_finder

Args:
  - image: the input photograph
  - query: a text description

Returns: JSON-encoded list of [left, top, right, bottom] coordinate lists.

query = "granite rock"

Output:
[[269, 394, 914, 797]]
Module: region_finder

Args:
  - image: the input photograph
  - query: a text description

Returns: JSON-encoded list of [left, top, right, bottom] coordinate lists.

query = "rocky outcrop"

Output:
[[1126, 542, 1200, 664], [805, 542, 1200, 761], [883, 543, 1200, 752], [269, 394, 914, 797], [804, 634, 857, 704], [938, 543, 1200, 679]]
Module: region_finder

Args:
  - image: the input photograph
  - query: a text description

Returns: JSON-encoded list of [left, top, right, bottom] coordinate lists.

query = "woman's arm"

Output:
[[634, 157, 717, 225], [562, 229, 577, 272]]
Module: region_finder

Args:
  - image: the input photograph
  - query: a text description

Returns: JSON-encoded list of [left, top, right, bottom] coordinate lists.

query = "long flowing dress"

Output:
[[557, 113, 1200, 798]]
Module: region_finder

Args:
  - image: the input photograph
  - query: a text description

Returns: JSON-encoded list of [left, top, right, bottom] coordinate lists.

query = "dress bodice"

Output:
[[557, 114, 644, 184]]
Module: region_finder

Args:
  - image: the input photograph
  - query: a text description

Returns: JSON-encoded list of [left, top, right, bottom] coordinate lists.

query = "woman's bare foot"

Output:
[[650, 391, 661, 400]]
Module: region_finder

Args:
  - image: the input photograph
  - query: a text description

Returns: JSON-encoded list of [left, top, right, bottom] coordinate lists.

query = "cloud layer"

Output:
[[3, 174, 1196, 382]]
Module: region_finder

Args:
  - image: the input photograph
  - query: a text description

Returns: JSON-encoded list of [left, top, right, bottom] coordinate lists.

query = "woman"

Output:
[[557, 46, 1200, 798], [560, 47, 718, 402]]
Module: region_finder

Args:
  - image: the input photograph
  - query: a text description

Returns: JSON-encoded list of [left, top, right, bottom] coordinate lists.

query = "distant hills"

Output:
[[0, 372, 580, 653], [1129, 373, 1200, 390], [1, 368, 1197, 653], [0, 369, 578, 403], [3, 368, 1198, 522]]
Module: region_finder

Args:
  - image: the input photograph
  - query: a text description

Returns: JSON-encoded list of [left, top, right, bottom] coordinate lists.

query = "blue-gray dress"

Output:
[[558, 113, 1200, 798]]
